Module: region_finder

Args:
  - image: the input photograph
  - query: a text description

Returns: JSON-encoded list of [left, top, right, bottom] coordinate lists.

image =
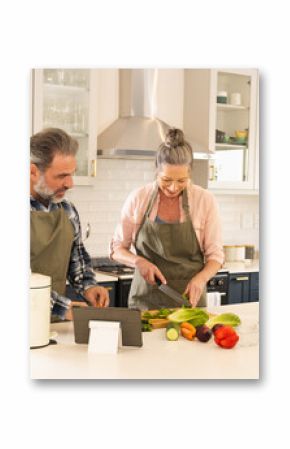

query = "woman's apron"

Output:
[[129, 187, 206, 310], [30, 207, 74, 296]]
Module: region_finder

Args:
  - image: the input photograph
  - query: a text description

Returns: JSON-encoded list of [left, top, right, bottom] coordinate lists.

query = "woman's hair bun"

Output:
[[165, 128, 185, 148]]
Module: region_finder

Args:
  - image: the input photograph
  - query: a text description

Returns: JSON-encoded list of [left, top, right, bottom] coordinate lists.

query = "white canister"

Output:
[[230, 92, 242, 106], [224, 245, 246, 262], [30, 273, 51, 349]]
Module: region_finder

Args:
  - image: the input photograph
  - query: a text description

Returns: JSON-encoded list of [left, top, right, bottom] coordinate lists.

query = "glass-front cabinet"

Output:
[[209, 69, 258, 191], [32, 69, 98, 184], [184, 68, 259, 192]]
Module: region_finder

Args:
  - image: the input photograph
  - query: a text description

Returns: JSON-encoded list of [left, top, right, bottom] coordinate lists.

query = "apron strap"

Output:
[[182, 188, 191, 221], [145, 185, 159, 218]]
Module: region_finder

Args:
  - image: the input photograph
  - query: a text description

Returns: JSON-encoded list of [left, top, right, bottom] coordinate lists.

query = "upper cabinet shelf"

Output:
[[216, 103, 248, 112], [43, 83, 89, 93], [215, 143, 248, 150]]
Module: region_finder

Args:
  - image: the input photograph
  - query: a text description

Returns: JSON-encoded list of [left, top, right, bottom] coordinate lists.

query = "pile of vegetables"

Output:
[[141, 308, 174, 332], [165, 308, 241, 349]]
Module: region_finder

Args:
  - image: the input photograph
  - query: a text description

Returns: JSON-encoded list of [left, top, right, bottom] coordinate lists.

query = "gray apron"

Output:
[[129, 187, 206, 310], [30, 207, 74, 296]]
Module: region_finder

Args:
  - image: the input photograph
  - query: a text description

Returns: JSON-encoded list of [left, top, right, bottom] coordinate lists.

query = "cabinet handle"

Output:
[[234, 276, 249, 281], [91, 159, 97, 177]]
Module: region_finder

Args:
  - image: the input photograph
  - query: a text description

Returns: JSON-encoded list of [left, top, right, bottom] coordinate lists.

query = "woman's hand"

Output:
[[184, 274, 207, 307], [135, 257, 166, 285]]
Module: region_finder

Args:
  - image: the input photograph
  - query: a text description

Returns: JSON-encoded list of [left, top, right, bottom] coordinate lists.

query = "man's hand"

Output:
[[83, 286, 110, 307]]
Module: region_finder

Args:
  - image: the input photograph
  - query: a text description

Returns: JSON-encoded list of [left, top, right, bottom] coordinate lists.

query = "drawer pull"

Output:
[[234, 276, 249, 281]]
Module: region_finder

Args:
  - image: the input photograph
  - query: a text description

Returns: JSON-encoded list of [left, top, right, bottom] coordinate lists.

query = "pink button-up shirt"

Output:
[[110, 181, 224, 265]]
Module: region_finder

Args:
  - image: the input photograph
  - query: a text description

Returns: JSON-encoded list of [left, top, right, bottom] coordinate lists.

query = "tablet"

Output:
[[72, 307, 143, 347]]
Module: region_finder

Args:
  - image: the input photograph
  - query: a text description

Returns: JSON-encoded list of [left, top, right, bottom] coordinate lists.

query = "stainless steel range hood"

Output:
[[97, 69, 171, 159]]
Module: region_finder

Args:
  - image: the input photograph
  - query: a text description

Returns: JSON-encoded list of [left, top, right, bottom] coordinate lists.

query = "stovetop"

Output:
[[91, 257, 135, 276]]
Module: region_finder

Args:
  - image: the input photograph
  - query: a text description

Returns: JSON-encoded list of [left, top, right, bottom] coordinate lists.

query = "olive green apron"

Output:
[[129, 186, 206, 310], [30, 207, 74, 296]]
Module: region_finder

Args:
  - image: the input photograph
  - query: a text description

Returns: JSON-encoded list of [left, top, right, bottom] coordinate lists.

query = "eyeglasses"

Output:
[[158, 176, 189, 188]]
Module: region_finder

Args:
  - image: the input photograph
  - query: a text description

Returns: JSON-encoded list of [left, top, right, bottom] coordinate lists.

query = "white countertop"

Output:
[[95, 273, 118, 282], [30, 302, 259, 380], [94, 260, 259, 283], [222, 260, 259, 273]]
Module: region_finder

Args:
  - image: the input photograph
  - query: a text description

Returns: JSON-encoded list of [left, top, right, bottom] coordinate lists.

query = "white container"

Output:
[[224, 245, 246, 262], [237, 318, 259, 347], [88, 320, 121, 354], [217, 91, 228, 104], [205, 292, 221, 307], [30, 273, 51, 349], [230, 92, 242, 106]]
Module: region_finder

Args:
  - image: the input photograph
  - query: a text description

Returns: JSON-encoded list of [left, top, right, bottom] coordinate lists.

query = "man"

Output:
[[30, 128, 109, 320]]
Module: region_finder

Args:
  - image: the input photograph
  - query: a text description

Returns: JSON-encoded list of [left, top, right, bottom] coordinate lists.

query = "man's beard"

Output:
[[34, 173, 68, 204]]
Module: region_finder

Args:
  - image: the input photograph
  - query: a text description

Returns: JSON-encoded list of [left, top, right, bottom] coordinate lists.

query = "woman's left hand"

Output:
[[184, 274, 207, 307]]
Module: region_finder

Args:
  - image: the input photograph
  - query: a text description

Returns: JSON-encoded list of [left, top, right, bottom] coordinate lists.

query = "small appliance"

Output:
[[30, 272, 51, 349]]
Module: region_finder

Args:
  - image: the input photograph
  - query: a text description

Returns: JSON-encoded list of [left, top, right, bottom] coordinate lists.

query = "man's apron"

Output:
[[128, 187, 206, 310], [30, 207, 74, 296]]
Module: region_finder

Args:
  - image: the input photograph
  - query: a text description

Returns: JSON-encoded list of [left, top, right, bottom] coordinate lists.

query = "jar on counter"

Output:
[[223, 245, 246, 262]]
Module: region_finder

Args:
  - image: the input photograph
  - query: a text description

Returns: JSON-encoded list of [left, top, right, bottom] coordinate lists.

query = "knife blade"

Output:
[[155, 278, 191, 307]]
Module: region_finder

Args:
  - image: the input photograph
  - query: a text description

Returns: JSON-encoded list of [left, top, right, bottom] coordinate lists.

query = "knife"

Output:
[[155, 278, 191, 307]]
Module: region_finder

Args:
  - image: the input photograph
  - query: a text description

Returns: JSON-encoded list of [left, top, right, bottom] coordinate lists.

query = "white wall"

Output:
[[66, 159, 259, 258], [216, 194, 259, 255]]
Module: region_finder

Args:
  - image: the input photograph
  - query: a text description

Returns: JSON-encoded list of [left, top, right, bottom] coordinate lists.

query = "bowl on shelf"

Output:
[[234, 130, 248, 144]]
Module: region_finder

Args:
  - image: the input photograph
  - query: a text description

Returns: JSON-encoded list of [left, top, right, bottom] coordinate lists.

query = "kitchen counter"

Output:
[[222, 259, 259, 273], [94, 260, 260, 282], [95, 273, 118, 282], [30, 303, 259, 380]]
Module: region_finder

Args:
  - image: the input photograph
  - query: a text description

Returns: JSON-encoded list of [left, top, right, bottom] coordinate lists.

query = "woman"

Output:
[[110, 128, 224, 310]]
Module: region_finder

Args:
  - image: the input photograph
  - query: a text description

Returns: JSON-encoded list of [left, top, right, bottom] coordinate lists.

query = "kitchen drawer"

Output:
[[249, 272, 259, 302], [65, 282, 116, 307], [228, 272, 250, 304]]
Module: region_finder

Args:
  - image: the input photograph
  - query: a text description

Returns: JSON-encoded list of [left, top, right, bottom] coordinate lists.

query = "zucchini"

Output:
[[166, 322, 180, 341]]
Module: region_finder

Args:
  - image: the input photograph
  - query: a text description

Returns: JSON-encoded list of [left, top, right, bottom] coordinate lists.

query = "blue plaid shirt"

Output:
[[30, 196, 98, 319]]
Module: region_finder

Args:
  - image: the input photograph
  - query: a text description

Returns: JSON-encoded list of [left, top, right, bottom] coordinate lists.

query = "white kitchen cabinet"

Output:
[[155, 69, 184, 129], [184, 69, 259, 193], [32, 69, 98, 185], [96, 69, 119, 134]]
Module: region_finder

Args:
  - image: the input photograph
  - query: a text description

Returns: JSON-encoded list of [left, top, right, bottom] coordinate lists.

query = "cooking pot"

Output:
[[223, 245, 246, 262], [30, 272, 51, 349]]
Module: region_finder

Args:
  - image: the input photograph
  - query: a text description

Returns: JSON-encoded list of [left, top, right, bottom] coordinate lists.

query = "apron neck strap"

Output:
[[181, 188, 191, 219], [145, 185, 159, 217]]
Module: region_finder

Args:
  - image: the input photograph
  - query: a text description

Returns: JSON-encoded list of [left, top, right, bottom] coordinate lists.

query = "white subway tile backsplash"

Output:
[[67, 159, 259, 256], [241, 212, 254, 230]]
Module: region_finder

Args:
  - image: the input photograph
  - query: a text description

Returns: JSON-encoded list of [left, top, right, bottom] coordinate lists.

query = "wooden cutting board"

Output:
[[148, 318, 170, 329]]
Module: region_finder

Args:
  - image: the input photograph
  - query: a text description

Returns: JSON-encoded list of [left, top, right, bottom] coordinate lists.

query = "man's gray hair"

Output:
[[30, 128, 79, 171]]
